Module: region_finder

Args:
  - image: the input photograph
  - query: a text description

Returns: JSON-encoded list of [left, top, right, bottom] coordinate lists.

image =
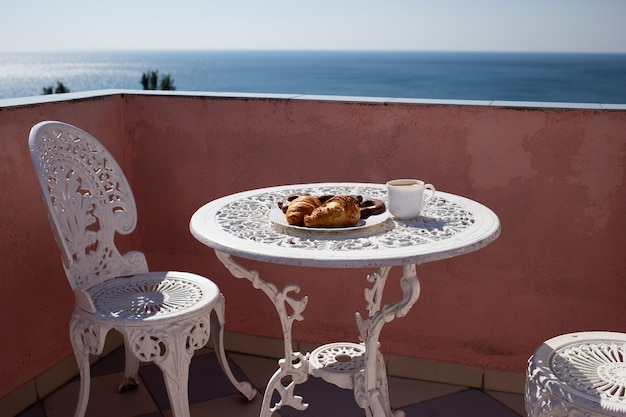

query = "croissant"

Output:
[[304, 195, 360, 228], [285, 195, 322, 225]]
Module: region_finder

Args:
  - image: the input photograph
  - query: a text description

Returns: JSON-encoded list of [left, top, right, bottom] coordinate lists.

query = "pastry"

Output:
[[285, 195, 322, 225], [303, 195, 360, 227], [359, 198, 386, 219]]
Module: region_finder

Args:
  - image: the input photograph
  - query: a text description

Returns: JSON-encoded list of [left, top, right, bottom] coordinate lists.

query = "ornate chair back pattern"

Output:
[[28, 121, 256, 417], [29, 122, 148, 291]]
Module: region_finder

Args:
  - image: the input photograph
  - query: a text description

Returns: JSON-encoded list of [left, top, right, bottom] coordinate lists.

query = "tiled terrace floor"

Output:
[[17, 346, 526, 417]]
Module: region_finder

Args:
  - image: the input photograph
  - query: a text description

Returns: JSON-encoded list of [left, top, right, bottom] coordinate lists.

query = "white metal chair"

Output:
[[525, 331, 626, 417], [29, 121, 256, 417]]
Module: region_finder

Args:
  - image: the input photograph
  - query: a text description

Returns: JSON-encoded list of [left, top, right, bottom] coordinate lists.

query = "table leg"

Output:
[[355, 264, 421, 417], [215, 251, 310, 416], [215, 251, 420, 417]]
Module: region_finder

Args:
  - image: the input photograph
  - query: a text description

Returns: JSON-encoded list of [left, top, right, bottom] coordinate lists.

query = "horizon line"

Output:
[[2, 48, 626, 55]]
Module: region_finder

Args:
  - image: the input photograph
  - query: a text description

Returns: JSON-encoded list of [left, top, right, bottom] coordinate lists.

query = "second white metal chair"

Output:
[[525, 331, 626, 417]]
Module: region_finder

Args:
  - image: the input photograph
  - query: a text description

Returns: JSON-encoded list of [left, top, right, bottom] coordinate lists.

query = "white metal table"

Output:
[[190, 182, 500, 417]]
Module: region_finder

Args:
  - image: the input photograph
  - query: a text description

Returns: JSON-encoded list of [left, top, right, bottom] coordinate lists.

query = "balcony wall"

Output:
[[1, 91, 625, 404]]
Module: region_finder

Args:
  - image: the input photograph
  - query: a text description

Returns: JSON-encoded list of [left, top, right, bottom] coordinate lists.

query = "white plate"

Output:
[[269, 206, 389, 231]]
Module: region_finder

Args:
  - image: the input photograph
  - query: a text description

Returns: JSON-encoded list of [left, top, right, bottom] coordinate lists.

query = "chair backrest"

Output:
[[29, 121, 148, 293]]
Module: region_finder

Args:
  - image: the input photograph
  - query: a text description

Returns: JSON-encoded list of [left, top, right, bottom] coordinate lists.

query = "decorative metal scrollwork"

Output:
[[215, 251, 307, 360], [70, 314, 109, 356], [552, 341, 626, 405], [90, 275, 206, 320], [526, 336, 626, 417], [31, 124, 148, 290], [213, 185, 475, 252], [125, 311, 212, 364], [266, 352, 310, 415]]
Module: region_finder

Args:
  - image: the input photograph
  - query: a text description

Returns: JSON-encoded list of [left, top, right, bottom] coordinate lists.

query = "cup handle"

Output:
[[423, 184, 436, 203]]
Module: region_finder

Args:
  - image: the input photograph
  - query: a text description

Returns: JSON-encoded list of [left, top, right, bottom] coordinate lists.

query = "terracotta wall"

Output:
[[1, 92, 625, 400]]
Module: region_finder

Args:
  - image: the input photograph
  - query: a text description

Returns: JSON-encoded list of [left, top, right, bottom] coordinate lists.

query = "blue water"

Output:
[[1, 50, 626, 103]]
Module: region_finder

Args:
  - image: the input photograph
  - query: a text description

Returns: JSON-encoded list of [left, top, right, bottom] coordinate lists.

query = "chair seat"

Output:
[[525, 331, 626, 417], [86, 271, 220, 324]]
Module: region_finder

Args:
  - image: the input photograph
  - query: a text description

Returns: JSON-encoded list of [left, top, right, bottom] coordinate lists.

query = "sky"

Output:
[[1, 0, 625, 53]]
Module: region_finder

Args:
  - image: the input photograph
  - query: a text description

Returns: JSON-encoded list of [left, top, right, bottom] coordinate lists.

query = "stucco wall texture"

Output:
[[1, 92, 625, 400]]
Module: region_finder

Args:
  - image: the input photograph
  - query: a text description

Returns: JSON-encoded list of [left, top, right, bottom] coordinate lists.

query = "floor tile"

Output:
[[35, 356, 81, 401], [5, 379, 38, 417], [43, 372, 159, 417], [15, 349, 527, 417], [15, 402, 46, 417], [399, 388, 522, 417], [387, 376, 467, 408], [188, 393, 264, 417], [90, 346, 127, 376], [138, 352, 252, 411], [229, 352, 281, 389], [485, 390, 525, 416]]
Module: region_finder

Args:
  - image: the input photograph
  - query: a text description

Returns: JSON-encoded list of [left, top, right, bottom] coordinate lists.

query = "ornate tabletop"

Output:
[[190, 182, 501, 268]]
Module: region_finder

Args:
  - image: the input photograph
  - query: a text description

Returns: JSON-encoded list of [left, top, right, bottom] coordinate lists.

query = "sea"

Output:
[[1, 50, 626, 103]]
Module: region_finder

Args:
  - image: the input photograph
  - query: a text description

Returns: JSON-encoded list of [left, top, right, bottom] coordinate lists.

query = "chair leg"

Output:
[[211, 295, 257, 401], [71, 340, 91, 417], [125, 326, 194, 417], [119, 332, 140, 392], [158, 356, 192, 417], [69, 314, 109, 417]]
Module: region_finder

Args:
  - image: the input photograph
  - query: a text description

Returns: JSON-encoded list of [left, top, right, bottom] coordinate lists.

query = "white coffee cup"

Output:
[[386, 179, 436, 219]]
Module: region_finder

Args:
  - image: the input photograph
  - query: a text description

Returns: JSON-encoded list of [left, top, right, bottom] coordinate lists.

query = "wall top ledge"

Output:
[[1, 89, 624, 111]]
